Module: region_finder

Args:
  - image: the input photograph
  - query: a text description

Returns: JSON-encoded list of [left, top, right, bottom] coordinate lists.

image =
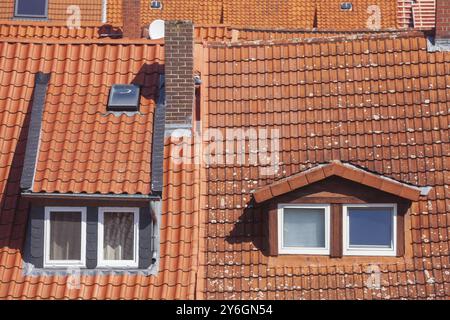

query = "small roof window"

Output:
[[150, 1, 163, 9], [107, 84, 141, 112], [340, 2, 353, 11], [15, 0, 48, 18]]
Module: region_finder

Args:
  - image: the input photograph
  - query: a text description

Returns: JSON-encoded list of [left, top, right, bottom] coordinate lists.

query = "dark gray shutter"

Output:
[[86, 207, 98, 269], [23, 206, 45, 268], [139, 207, 153, 269]]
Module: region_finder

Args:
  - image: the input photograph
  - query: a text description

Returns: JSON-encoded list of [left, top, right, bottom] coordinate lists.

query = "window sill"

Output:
[[267, 254, 412, 268], [13, 16, 49, 21]]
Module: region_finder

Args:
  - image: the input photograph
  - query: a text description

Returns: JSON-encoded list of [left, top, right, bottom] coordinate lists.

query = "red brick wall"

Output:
[[122, 0, 141, 38], [165, 21, 195, 127], [436, 0, 450, 39]]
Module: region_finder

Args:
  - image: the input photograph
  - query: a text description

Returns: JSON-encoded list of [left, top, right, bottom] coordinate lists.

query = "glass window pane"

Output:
[[16, 0, 47, 17], [283, 208, 325, 248], [103, 212, 134, 261], [49, 212, 82, 260], [348, 207, 392, 247]]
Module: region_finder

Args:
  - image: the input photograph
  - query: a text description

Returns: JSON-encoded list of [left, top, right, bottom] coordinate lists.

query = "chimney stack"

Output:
[[436, 0, 450, 46], [122, 0, 142, 38], [164, 21, 195, 131]]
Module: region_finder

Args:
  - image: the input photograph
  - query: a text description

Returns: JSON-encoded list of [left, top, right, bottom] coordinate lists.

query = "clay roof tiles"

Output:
[[201, 32, 450, 299], [0, 0, 103, 25], [252, 161, 423, 203], [0, 39, 164, 195], [0, 20, 103, 40], [0, 38, 198, 299], [140, 0, 223, 26], [107, 0, 398, 31]]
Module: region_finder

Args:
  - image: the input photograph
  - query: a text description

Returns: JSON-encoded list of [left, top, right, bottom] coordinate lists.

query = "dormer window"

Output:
[[253, 161, 425, 258], [343, 204, 397, 256], [15, 0, 48, 19]]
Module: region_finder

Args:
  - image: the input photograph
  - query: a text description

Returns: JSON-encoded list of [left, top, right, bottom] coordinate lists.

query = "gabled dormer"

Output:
[[253, 161, 430, 259]]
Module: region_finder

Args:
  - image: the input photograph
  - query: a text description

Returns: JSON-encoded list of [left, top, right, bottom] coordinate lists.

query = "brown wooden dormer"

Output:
[[252, 161, 428, 262]]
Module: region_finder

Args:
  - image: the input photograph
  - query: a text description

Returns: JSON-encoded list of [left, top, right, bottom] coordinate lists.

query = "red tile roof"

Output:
[[0, 38, 163, 195], [0, 137, 199, 299], [223, 0, 315, 29], [0, 20, 103, 39], [0, 0, 104, 25], [106, 0, 399, 31], [317, 0, 397, 30], [0, 38, 198, 299], [201, 32, 450, 299]]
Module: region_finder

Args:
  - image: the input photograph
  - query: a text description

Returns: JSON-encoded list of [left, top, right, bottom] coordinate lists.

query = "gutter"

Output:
[[21, 192, 161, 202]]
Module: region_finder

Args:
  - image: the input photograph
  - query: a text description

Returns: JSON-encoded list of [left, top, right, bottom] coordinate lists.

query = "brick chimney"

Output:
[[164, 21, 195, 131], [436, 0, 450, 46], [122, 0, 142, 38]]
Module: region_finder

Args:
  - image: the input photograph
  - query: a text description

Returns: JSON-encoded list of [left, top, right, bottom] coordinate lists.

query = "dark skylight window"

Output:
[[15, 0, 48, 18], [340, 2, 353, 11], [107, 84, 141, 112]]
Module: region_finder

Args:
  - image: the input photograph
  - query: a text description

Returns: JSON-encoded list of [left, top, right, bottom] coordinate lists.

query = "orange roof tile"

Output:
[[223, 0, 315, 29], [317, 0, 397, 30], [107, 0, 124, 26], [0, 0, 103, 25], [106, 0, 399, 31], [201, 32, 450, 299], [0, 39, 163, 195], [253, 161, 423, 203], [0, 137, 199, 299], [140, 0, 223, 27], [0, 20, 103, 39], [0, 36, 200, 297]]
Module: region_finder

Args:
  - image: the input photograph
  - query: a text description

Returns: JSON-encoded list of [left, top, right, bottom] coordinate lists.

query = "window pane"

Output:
[[49, 212, 82, 260], [283, 208, 325, 248], [348, 207, 392, 247], [16, 0, 47, 17], [103, 212, 134, 261]]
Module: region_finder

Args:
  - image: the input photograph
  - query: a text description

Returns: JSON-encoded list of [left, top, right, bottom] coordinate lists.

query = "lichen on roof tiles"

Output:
[[201, 32, 450, 299]]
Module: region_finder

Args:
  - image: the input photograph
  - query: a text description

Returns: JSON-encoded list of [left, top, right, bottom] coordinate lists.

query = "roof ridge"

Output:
[[205, 30, 426, 48]]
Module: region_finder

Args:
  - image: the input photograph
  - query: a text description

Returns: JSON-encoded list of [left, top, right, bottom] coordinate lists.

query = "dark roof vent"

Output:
[[340, 2, 353, 11], [150, 1, 163, 9], [107, 84, 141, 112]]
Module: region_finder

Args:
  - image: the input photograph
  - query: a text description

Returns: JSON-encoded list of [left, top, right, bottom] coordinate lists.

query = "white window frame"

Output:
[[343, 203, 397, 257], [44, 207, 87, 268], [277, 204, 330, 255], [14, 0, 48, 18], [97, 207, 139, 268]]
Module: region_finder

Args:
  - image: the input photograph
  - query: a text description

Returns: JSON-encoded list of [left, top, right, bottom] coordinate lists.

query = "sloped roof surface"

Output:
[[107, 0, 398, 30], [253, 161, 423, 203], [0, 0, 103, 25], [0, 21, 103, 39], [201, 32, 450, 299], [223, 0, 315, 29], [0, 39, 164, 195], [0, 136, 199, 299], [0, 37, 200, 297], [25, 41, 162, 194], [317, 0, 397, 30]]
